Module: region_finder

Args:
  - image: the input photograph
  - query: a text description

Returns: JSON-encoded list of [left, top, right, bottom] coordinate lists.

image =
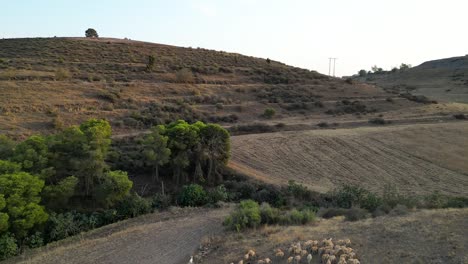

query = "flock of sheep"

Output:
[[230, 238, 360, 264]]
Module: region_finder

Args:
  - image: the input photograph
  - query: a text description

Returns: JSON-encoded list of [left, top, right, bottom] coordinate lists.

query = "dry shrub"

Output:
[[55, 68, 71, 81], [175, 68, 194, 83]]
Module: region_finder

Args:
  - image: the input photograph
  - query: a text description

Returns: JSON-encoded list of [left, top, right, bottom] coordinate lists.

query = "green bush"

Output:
[[116, 193, 152, 218], [152, 193, 172, 210], [45, 212, 81, 242], [259, 203, 280, 224], [263, 108, 276, 118], [179, 184, 208, 207], [286, 209, 316, 225], [25, 232, 44, 248], [224, 200, 261, 231], [207, 185, 228, 204], [0, 234, 17, 260]]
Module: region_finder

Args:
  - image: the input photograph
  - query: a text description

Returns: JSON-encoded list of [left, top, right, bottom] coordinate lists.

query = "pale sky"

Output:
[[1, 0, 467, 76]]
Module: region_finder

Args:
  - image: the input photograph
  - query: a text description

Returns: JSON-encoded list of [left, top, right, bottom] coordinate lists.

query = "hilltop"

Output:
[[1, 37, 412, 137], [353, 55, 468, 103]]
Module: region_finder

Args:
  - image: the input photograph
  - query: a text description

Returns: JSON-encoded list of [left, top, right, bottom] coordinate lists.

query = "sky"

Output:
[[2, 0, 467, 76]]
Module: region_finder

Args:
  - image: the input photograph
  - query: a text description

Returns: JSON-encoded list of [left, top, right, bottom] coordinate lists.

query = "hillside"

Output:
[[0, 37, 414, 137], [354, 55, 468, 103]]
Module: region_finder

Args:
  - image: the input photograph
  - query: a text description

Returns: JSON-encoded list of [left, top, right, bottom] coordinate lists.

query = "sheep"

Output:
[[328, 255, 337, 264], [326, 260, 332, 264], [294, 255, 301, 264], [287, 256, 294, 263], [337, 260, 347, 264], [238, 261, 244, 264], [344, 239, 351, 246], [244, 254, 250, 260], [304, 240, 313, 249], [248, 249, 256, 258], [311, 246, 318, 254], [336, 240, 345, 246], [301, 250, 308, 257], [347, 259, 360, 264], [275, 250, 285, 258], [322, 253, 330, 264], [312, 240, 319, 246], [257, 260, 265, 264], [307, 254, 313, 264], [264, 258, 271, 264]]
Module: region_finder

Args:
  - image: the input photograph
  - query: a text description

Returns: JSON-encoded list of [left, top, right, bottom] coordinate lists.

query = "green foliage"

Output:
[[42, 176, 78, 210], [116, 193, 152, 218], [175, 68, 194, 83], [358, 69, 367, 77], [45, 212, 81, 241], [207, 185, 228, 204], [12, 135, 49, 175], [223, 200, 261, 231], [85, 28, 98, 38], [263, 108, 276, 118], [285, 208, 316, 225], [24, 232, 44, 248], [178, 184, 208, 207], [0, 160, 21, 175], [0, 233, 17, 260], [0, 171, 48, 238], [0, 136, 15, 160], [142, 125, 171, 182], [259, 202, 280, 224], [95, 170, 133, 208], [152, 193, 172, 210]]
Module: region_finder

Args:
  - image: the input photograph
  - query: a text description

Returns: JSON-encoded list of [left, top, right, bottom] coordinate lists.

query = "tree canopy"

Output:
[[85, 28, 98, 38]]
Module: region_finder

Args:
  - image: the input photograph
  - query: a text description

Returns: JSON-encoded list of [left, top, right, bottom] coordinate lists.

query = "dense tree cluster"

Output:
[[0, 119, 231, 259], [140, 120, 231, 186]]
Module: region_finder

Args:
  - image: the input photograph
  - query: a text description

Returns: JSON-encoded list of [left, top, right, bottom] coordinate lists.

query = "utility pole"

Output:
[[328, 57, 338, 77]]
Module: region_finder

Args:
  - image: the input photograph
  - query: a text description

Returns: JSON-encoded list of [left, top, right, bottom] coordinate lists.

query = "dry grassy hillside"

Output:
[[230, 122, 468, 195], [202, 208, 468, 264], [0, 37, 416, 137], [354, 55, 468, 103]]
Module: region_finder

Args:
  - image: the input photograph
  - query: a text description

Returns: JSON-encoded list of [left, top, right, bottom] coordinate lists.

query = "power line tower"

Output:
[[328, 57, 338, 77]]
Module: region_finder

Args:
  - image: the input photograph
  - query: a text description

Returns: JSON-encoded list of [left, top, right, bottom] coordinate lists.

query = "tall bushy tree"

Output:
[[0, 136, 15, 160], [199, 124, 230, 184], [0, 164, 48, 238], [142, 125, 171, 182], [12, 135, 49, 175], [166, 120, 200, 185]]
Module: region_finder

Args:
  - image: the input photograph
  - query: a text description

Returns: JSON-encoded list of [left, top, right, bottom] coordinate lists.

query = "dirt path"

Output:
[[11, 207, 231, 264]]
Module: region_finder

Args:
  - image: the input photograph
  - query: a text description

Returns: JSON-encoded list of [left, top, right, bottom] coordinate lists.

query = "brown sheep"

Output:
[[287, 256, 294, 264], [294, 255, 301, 264]]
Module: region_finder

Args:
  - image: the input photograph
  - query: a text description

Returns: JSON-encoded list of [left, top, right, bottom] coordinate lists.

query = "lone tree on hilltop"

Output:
[[85, 28, 99, 38]]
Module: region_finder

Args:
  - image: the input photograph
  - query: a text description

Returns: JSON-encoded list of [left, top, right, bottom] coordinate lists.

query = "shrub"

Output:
[[263, 108, 276, 118], [453, 114, 466, 120], [389, 204, 409, 216], [344, 207, 369, 221], [85, 28, 98, 38], [317, 122, 329, 128], [178, 184, 208, 207], [116, 193, 152, 218], [368, 117, 387, 125], [46, 212, 81, 242], [285, 208, 316, 225], [207, 185, 229, 204], [55, 68, 71, 81], [24, 232, 44, 248], [146, 55, 155, 72], [259, 203, 280, 224], [152, 193, 172, 210], [0, 234, 17, 260], [215, 103, 224, 110], [176, 68, 194, 83], [224, 200, 261, 231]]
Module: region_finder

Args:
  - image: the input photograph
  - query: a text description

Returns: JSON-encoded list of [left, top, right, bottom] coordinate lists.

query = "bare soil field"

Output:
[[230, 121, 468, 195], [201, 208, 468, 264], [8, 207, 231, 264]]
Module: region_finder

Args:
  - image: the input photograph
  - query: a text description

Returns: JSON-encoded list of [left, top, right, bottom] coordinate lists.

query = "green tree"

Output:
[[178, 184, 207, 207], [358, 69, 367, 77], [199, 124, 230, 184], [223, 200, 261, 231], [0, 136, 15, 160], [263, 108, 276, 119], [12, 135, 49, 175], [0, 171, 48, 238], [85, 28, 98, 38], [0, 233, 17, 260], [400, 63, 411, 70], [142, 126, 171, 182], [42, 176, 78, 210], [0, 160, 21, 175], [95, 170, 133, 208], [166, 120, 200, 185]]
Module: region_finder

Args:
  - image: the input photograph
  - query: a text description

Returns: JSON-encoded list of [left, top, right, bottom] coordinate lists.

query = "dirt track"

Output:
[[11, 207, 230, 264], [230, 122, 468, 195]]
